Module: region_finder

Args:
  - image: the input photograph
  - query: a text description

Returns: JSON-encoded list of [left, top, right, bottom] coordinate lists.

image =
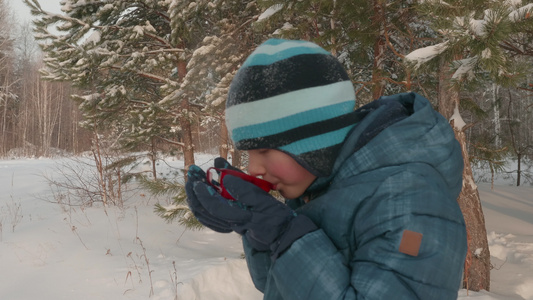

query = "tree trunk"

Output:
[[329, 0, 337, 57], [454, 123, 491, 292], [232, 149, 242, 170], [438, 60, 491, 291], [438, 57, 455, 118], [517, 152, 521, 186], [371, 0, 386, 100], [179, 98, 195, 170], [447, 87, 491, 292], [492, 83, 501, 148], [219, 121, 229, 159], [1, 88, 8, 155], [92, 130, 108, 206], [176, 60, 195, 171], [150, 137, 157, 180]]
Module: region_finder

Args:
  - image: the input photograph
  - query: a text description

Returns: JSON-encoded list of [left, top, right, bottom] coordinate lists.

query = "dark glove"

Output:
[[214, 157, 240, 171], [191, 173, 318, 260], [185, 158, 244, 231], [185, 164, 233, 233], [209, 157, 273, 200]]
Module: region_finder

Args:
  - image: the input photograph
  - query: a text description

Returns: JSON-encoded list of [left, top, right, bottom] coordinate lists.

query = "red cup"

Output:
[[207, 167, 274, 200]]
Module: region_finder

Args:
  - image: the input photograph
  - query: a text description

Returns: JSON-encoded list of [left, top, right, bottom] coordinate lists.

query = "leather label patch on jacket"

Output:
[[399, 230, 423, 257]]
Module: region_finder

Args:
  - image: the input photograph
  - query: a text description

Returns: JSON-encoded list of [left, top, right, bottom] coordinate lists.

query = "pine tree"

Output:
[[152, 0, 264, 223], [171, 0, 262, 163], [25, 0, 197, 168], [406, 0, 533, 291], [23, 0, 198, 218], [256, 0, 438, 103], [25, 0, 267, 225]]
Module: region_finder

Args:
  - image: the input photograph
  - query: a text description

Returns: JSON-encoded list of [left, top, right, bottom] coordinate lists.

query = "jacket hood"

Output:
[[306, 92, 463, 198]]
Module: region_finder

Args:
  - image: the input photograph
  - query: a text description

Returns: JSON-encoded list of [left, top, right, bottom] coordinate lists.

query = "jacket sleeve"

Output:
[[242, 236, 271, 292], [244, 167, 467, 300], [243, 229, 354, 298]]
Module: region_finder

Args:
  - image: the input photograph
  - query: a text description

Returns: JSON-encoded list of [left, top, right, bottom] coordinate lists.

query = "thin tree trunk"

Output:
[[72, 106, 79, 152], [517, 153, 521, 186], [329, 0, 337, 57], [19, 71, 30, 154], [492, 83, 501, 148], [371, 0, 386, 100], [219, 121, 229, 159], [92, 130, 108, 206], [56, 84, 64, 149], [150, 137, 157, 179], [1, 90, 8, 154], [506, 92, 523, 187]]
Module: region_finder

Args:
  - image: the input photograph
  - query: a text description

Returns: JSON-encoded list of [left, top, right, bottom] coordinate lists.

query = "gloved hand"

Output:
[[185, 159, 317, 260], [185, 164, 233, 233], [214, 157, 240, 171], [185, 158, 245, 232]]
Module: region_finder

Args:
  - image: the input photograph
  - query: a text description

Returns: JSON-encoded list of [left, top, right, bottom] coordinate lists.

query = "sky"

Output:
[[5, 0, 64, 58], [6, 0, 62, 23]]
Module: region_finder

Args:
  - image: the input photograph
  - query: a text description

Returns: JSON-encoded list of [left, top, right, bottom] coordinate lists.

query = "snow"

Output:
[[404, 42, 448, 69], [451, 102, 467, 131], [1, 155, 533, 299], [84, 30, 101, 45], [257, 4, 283, 22], [468, 17, 487, 37], [273, 22, 294, 35], [452, 57, 476, 80], [407, 2, 533, 71], [509, 4, 533, 22]]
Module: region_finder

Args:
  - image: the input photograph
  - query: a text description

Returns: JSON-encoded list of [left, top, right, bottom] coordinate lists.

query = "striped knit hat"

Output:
[[226, 39, 357, 177]]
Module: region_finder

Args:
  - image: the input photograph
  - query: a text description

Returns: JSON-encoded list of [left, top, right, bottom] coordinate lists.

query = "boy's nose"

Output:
[[247, 163, 264, 177], [247, 155, 265, 177]]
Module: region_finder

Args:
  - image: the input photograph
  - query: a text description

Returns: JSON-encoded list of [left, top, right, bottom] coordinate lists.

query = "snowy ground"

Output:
[[1, 154, 532, 300]]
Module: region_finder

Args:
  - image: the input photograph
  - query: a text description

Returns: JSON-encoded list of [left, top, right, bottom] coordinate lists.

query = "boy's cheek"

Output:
[[269, 162, 297, 179], [270, 161, 313, 184]]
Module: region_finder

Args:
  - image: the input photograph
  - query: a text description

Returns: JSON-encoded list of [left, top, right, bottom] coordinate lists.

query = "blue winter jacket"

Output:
[[243, 92, 467, 299]]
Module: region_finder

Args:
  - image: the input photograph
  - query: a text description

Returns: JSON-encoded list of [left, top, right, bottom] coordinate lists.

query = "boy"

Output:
[[186, 39, 467, 299]]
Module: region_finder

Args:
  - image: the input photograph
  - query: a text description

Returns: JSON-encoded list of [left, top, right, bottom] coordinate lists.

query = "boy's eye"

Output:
[[257, 149, 269, 154]]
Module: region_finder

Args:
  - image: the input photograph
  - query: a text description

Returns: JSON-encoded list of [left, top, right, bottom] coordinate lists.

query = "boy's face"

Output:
[[247, 149, 317, 199]]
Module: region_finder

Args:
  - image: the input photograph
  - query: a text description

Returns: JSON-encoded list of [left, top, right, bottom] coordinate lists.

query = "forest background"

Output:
[[1, 0, 533, 294]]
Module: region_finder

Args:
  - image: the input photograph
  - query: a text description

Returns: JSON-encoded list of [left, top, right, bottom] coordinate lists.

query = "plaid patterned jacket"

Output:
[[243, 92, 467, 300]]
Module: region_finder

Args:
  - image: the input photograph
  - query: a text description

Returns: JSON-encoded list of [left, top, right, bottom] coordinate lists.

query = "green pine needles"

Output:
[[140, 175, 203, 230]]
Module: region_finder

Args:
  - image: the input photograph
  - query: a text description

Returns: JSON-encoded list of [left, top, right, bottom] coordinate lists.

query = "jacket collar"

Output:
[[303, 93, 415, 197]]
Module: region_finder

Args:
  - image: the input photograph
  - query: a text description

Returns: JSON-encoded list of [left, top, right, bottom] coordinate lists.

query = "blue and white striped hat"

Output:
[[226, 39, 357, 176]]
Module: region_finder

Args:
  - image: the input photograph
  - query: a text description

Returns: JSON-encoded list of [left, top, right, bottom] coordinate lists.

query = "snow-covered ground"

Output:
[[1, 155, 532, 300]]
